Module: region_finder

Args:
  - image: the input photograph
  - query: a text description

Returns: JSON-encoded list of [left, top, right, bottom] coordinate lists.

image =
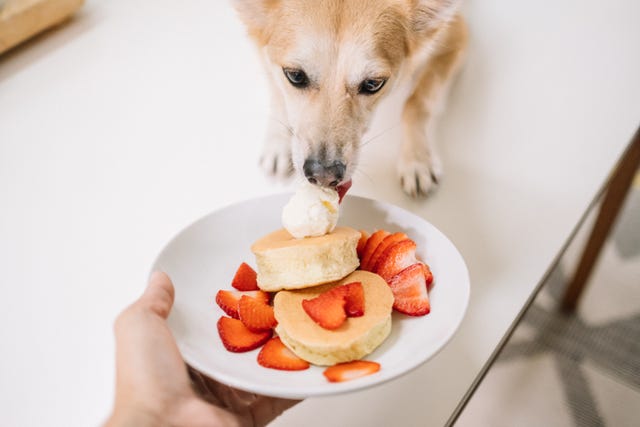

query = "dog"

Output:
[[232, 0, 467, 197]]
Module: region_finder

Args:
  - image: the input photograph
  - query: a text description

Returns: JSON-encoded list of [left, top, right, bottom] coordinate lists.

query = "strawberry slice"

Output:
[[302, 285, 348, 330], [238, 294, 277, 332], [323, 360, 381, 382], [356, 230, 370, 260], [367, 232, 408, 272], [336, 179, 352, 203], [343, 282, 365, 317], [215, 289, 269, 319], [359, 230, 390, 271], [231, 262, 259, 291], [217, 316, 272, 352], [388, 263, 431, 316], [374, 239, 418, 282], [422, 263, 434, 289], [257, 337, 310, 371]]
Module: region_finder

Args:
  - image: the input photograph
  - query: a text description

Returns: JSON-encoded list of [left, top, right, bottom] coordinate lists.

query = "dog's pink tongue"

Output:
[[337, 180, 352, 204]]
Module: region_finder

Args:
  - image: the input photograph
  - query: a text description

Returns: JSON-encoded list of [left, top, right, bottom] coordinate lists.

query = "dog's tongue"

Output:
[[336, 180, 352, 204]]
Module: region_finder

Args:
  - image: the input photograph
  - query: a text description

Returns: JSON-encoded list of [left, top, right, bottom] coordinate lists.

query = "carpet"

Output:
[[457, 171, 640, 427]]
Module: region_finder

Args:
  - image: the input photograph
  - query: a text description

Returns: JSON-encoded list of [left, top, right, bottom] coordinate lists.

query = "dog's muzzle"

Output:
[[303, 158, 346, 188]]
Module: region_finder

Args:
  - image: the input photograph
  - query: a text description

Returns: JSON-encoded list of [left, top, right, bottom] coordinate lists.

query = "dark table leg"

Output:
[[561, 127, 640, 311]]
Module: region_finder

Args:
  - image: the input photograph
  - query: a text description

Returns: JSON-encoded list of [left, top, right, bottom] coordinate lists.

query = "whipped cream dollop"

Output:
[[282, 182, 340, 238]]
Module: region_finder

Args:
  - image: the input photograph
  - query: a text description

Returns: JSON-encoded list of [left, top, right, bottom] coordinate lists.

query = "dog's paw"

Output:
[[397, 157, 443, 198], [259, 143, 294, 180]]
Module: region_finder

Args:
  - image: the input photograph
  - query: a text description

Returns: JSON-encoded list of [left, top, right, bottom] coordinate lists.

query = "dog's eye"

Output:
[[283, 68, 310, 88], [359, 78, 386, 95]]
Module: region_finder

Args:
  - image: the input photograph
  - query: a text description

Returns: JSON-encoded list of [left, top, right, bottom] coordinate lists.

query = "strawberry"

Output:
[[323, 360, 381, 382], [215, 289, 269, 319], [217, 316, 272, 352], [302, 285, 348, 330], [336, 179, 352, 203], [356, 230, 370, 259], [257, 337, 310, 371], [231, 262, 259, 291], [359, 230, 390, 271], [343, 281, 365, 317], [238, 295, 277, 332], [388, 263, 430, 316], [373, 239, 418, 282], [366, 232, 408, 272], [422, 263, 434, 289]]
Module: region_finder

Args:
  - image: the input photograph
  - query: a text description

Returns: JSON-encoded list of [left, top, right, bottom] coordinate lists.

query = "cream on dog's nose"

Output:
[[303, 158, 346, 188]]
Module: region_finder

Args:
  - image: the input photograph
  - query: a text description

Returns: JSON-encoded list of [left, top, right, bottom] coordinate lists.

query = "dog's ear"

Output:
[[231, 0, 280, 42], [410, 0, 460, 34]]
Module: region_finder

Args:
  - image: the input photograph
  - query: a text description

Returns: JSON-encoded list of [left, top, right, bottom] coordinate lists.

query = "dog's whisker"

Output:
[[268, 116, 295, 137], [359, 122, 402, 148], [352, 166, 376, 185]]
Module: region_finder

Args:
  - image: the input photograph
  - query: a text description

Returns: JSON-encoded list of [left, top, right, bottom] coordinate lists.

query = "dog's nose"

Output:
[[303, 158, 346, 187]]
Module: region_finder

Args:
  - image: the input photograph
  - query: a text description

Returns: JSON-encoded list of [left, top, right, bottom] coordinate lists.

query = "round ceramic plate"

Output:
[[152, 194, 470, 399]]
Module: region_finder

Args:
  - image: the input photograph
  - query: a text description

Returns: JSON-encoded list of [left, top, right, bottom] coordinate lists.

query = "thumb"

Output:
[[137, 271, 175, 319]]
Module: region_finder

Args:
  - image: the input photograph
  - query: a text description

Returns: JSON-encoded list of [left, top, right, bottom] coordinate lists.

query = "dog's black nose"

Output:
[[303, 158, 346, 187]]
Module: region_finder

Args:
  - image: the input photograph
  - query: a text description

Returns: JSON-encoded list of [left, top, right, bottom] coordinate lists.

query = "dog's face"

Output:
[[233, 0, 457, 187]]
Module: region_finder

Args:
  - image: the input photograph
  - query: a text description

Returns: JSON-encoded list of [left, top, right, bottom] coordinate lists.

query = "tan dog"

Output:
[[232, 0, 467, 197]]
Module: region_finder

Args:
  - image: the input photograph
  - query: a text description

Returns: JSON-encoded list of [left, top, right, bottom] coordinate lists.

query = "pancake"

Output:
[[251, 226, 360, 292], [273, 270, 394, 366]]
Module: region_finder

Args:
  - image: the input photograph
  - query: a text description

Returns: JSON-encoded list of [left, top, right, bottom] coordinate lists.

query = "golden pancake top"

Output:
[[273, 270, 393, 347], [251, 226, 360, 252]]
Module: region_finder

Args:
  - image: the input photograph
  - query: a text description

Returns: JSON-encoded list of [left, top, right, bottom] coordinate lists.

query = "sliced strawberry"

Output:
[[388, 263, 430, 316], [231, 262, 259, 291], [336, 179, 352, 203], [422, 263, 434, 289], [359, 230, 390, 271], [374, 239, 418, 282], [356, 230, 370, 259], [323, 360, 381, 382], [367, 232, 408, 272], [302, 285, 348, 330], [238, 295, 277, 332], [215, 289, 269, 319], [217, 316, 272, 352], [343, 281, 365, 317], [257, 337, 310, 371]]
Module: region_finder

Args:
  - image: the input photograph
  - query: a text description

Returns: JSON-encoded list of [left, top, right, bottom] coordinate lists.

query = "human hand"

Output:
[[105, 271, 299, 427]]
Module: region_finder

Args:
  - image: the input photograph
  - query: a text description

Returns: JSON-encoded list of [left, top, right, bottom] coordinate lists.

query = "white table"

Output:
[[1, 1, 639, 426]]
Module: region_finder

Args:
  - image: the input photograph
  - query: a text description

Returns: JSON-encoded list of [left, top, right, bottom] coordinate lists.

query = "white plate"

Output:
[[152, 194, 470, 399]]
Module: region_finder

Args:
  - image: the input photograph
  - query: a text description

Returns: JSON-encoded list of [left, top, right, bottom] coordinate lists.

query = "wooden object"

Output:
[[561, 128, 640, 311], [0, 0, 83, 54]]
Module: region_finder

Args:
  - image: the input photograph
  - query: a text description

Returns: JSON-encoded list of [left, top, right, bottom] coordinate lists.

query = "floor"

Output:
[[457, 171, 640, 427]]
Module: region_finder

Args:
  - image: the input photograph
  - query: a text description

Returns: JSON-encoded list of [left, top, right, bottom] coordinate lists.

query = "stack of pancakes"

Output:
[[251, 226, 394, 366]]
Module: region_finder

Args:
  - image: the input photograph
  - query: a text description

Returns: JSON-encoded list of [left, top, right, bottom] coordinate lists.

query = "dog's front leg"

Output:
[[399, 16, 467, 197], [259, 75, 294, 180]]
